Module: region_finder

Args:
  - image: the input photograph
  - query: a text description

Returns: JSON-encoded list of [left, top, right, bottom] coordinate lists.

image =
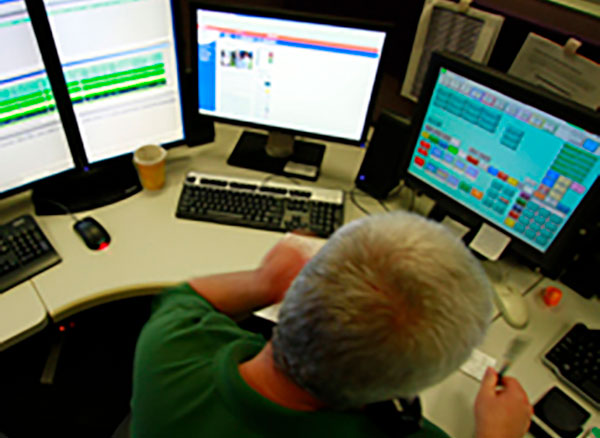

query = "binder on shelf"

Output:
[[401, 0, 504, 102]]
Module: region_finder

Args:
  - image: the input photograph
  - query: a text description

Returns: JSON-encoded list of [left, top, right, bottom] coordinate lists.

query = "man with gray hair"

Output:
[[131, 211, 532, 438]]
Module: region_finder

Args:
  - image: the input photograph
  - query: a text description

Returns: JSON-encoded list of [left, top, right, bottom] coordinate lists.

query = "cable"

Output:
[[377, 199, 390, 212], [522, 273, 545, 297], [385, 181, 406, 199], [364, 180, 416, 212], [348, 188, 372, 216], [407, 188, 416, 212], [39, 199, 79, 222], [348, 186, 400, 216]]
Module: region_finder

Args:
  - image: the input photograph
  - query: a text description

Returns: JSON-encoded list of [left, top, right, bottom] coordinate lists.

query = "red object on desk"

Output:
[[542, 286, 563, 307]]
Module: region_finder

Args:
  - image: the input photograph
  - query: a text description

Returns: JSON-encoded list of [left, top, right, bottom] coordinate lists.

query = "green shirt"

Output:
[[131, 283, 449, 438]]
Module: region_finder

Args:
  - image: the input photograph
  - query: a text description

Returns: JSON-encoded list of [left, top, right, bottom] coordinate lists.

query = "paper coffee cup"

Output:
[[133, 144, 167, 190]]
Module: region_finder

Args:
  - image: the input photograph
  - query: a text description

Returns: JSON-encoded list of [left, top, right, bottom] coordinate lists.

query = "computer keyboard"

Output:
[[0, 215, 61, 293], [543, 323, 600, 409], [175, 171, 344, 237]]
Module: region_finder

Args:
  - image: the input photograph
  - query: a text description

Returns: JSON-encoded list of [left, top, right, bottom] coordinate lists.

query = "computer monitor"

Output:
[[191, 3, 389, 180], [42, 0, 185, 163], [20, 0, 194, 214], [0, 0, 75, 197], [399, 52, 600, 277]]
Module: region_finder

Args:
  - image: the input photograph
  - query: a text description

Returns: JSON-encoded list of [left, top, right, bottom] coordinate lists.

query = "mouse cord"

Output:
[[39, 199, 79, 222], [347, 187, 375, 216]]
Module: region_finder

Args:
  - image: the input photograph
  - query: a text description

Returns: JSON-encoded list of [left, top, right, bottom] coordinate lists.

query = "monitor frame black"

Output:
[[14, 0, 212, 215], [188, 1, 392, 180], [0, 1, 78, 202], [398, 51, 600, 278]]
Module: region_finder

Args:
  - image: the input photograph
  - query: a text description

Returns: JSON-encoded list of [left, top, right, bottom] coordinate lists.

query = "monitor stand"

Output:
[[32, 155, 142, 215], [227, 130, 325, 181]]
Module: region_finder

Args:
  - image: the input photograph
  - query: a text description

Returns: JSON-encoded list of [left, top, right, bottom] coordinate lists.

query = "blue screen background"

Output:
[[408, 68, 600, 253]]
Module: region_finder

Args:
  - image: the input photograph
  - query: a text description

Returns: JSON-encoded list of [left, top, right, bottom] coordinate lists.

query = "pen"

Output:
[[496, 337, 529, 386], [496, 362, 511, 386]]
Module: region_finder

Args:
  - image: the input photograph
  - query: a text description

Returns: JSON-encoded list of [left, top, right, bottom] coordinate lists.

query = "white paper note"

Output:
[[469, 223, 511, 261], [509, 33, 600, 110], [460, 348, 498, 381]]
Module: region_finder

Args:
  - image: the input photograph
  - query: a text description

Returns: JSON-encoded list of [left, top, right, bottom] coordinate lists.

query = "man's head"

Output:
[[272, 211, 493, 409]]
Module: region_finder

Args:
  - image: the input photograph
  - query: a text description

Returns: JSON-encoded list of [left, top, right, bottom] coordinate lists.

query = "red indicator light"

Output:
[[98, 242, 109, 250], [59, 325, 65, 332]]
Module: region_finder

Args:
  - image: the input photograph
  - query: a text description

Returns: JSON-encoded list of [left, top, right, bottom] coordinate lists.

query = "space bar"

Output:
[[201, 210, 282, 229], [204, 210, 245, 221]]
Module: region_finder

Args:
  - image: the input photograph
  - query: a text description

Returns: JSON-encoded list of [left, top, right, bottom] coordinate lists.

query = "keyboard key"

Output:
[[525, 229, 536, 240], [514, 223, 526, 233], [1, 215, 61, 293], [177, 172, 344, 238], [546, 221, 558, 232], [544, 323, 600, 408]]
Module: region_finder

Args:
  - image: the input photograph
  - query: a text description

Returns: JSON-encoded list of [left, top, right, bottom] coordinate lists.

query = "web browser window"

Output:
[[197, 9, 386, 141]]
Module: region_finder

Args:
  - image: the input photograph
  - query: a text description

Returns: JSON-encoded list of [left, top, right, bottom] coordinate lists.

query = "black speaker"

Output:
[[560, 218, 600, 299], [355, 110, 412, 199]]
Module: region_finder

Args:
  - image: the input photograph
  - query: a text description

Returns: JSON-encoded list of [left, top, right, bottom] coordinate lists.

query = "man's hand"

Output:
[[474, 367, 533, 438], [256, 233, 324, 303]]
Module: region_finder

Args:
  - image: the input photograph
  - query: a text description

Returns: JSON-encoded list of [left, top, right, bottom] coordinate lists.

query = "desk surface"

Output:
[[421, 277, 600, 437], [1, 123, 598, 437], [28, 124, 376, 320], [0, 123, 387, 337]]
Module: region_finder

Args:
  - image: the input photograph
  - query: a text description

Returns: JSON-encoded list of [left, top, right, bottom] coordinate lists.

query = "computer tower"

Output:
[[355, 110, 412, 199]]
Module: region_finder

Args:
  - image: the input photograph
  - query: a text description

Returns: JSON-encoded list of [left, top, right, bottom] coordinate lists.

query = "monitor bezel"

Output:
[[2, 0, 213, 207], [7, 0, 193, 212], [399, 51, 600, 277], [0, 0, 77, 200], [188, 0, 392, 148], [41, 0, 191, 164]]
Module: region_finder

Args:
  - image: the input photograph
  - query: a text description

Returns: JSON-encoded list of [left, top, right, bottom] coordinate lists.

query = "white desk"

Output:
[[0, 192, 48, 350], [0, 123, 390, 342], [421, 279, 600, 438], [28, 124, 377, 321], [0, 281, 47, 350], [0, 123, 598, 437]]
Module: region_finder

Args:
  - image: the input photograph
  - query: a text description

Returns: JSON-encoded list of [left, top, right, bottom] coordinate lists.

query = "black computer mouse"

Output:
[[73, 217, 111, 250]]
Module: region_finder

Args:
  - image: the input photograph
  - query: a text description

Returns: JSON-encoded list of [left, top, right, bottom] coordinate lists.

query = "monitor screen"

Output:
[[43, 0, 184, 164], [403, 54, 600, 275], [196, 8, 387, 142], [407, 67, 600, 253], [0, 0, 75, 194]]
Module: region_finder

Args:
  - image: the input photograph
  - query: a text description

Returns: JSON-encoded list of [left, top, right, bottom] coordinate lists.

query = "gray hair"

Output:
[[271, 211, 493, 409]]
